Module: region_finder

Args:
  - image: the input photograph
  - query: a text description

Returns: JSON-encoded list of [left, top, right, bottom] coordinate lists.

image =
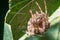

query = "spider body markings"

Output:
[[26, 0, 50, 36]]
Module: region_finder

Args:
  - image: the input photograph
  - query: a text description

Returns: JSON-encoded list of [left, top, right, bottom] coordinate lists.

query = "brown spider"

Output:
[[26, 0, 50, 36]]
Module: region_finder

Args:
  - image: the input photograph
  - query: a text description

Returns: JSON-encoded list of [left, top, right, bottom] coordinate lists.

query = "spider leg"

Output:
[[44, 0, 47, 14], [36, 11, 39, 14], [29, 9, 35, 21], [29, 9, 33, 17], [35, 1, 43, 13]]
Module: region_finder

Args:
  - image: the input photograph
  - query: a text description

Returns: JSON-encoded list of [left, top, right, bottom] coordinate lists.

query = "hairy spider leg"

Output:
[[44, 0, 47, 14], [36, 11, 39, 14], [29, 9, 35, 21], [29, 9, 33, 17], [35, 1, 43, 13]]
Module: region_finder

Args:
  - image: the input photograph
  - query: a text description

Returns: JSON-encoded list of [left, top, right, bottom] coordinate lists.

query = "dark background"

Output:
[[0, 0, 9, 40]]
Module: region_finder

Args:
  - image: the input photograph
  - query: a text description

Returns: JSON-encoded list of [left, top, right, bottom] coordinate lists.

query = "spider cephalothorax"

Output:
[[26, 0, 50, 36]]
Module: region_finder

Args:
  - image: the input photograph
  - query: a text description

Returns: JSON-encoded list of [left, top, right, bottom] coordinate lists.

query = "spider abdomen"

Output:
[[26, 13, 50, 36]]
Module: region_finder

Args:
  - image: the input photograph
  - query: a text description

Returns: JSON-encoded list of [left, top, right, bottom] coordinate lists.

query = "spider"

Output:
[[26, 0, 50, 36]]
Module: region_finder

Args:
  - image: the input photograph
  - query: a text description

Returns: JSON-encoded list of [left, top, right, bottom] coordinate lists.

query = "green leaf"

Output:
[[5, 0, 60, 40], [49, 7, 60, 25], [3, 23, 13, 40], [19, 7, 60, 40]]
